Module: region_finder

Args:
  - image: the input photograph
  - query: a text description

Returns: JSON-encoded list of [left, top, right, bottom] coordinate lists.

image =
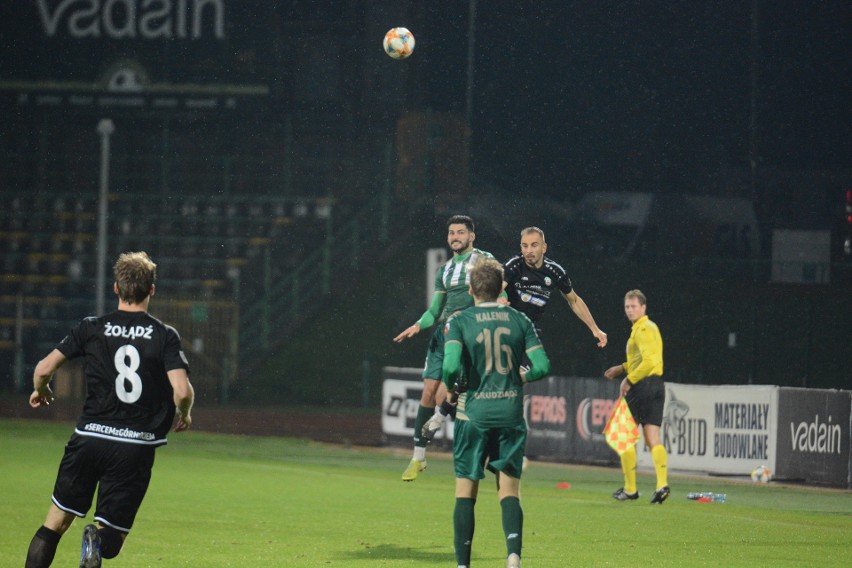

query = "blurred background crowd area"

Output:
[[1, 1, 850, 405]]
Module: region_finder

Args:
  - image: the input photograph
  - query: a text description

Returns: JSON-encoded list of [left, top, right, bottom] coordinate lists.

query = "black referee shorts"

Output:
[[51, 434, 156, 533], [624, 376, 665, 427]]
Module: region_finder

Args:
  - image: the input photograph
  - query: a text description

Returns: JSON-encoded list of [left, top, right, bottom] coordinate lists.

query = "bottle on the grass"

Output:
[[687, 492, 727, 502]]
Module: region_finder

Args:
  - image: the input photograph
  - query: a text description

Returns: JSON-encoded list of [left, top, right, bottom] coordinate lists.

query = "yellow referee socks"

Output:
[[652, 444, 668, 489], [620, 445, 637, 494]]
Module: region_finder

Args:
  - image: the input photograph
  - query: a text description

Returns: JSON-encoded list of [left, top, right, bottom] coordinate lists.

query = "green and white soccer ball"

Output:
[[750, 464, 772, 483]]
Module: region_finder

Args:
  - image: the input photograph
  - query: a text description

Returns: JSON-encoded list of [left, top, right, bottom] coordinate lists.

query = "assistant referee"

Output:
[[604, 289, 669, 504]]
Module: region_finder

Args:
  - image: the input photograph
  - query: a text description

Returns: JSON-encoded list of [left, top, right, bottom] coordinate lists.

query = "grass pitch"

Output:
[[2, 419, 849, 567]]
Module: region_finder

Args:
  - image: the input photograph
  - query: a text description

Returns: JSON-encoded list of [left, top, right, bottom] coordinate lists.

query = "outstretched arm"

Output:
[[29, 349, 66, 408], [393, 291, 446, 342], [563, 290, 607, 347]]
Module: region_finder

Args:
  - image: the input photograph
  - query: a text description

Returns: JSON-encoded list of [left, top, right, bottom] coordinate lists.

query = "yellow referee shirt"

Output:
[[622, 315, 663, 384]]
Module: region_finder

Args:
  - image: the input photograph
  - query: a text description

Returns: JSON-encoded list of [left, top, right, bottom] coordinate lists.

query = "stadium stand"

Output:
[[0, 188, 332, 396]]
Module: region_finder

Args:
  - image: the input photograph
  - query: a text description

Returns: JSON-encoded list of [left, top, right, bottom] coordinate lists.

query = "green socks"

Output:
[[414, 405, 434, 447], [500, 496, 523, 558], [454, 498, 476, 566]]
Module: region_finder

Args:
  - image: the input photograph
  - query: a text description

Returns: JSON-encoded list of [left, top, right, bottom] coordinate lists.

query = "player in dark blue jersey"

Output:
[[25, 252, 194, 568]]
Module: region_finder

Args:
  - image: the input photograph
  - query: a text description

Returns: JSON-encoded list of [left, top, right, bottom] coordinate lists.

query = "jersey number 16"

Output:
[[476, 327, 514, 375]]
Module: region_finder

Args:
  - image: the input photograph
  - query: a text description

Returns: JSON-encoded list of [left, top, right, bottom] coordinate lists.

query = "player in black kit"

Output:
[[502, 227, 608, 346], [424, 227, 607, 440], [25, 252, 194, 568]]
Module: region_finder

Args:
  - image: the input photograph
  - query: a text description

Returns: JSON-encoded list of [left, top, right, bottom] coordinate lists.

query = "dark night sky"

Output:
[[409, 1, 852, 199], [3, 0, 849, 206]]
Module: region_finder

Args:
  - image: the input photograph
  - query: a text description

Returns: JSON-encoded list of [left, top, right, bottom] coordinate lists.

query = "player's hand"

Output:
[[497, 296, 510, 306], [174, 413, 192, 432], [603, 364, 623, 380], [393, 323, 421, 343], [29, 386, 54, 408], [593, 329, 608, 348], [619, 378, 632, 398], [447, 389, 460, 405]]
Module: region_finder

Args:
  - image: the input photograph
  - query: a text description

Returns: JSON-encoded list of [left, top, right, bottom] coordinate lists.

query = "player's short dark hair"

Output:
[[625, 289, 647, 305], [114, 251, 157, 304], [521, 226, 545, 242], [469, 258, 503, 301], [447, 215, 475, 232]]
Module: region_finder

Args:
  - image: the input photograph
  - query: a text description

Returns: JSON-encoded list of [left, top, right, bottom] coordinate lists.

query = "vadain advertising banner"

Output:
[[1, 1, 274, 112], [775, 387, 851, 487]]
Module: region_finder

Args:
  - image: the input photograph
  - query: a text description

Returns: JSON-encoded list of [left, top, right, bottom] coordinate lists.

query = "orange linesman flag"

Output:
[[604, 397, 640, 455]]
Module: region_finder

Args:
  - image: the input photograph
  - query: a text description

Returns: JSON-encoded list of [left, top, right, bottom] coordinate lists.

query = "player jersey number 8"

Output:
[[114, 344, 143, 403]]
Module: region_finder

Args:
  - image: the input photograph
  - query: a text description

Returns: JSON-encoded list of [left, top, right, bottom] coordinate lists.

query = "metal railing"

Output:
[[237, 192, 389, 373]]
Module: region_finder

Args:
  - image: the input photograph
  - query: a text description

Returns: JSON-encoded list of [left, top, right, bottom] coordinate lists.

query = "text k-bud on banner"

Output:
[[635, 384, 778, 475]]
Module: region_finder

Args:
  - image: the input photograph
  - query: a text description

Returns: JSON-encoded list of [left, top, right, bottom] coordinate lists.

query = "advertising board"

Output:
[[776, 388, 850, 487], [635, 384, 778, 475]]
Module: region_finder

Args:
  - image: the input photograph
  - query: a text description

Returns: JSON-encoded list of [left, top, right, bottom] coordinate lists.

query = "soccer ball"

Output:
[[750, 464, 772, 483], [383, 27, 415, 59]]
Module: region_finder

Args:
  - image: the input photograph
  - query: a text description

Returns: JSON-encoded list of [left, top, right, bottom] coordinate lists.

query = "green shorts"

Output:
[[422, 324, 468, 389], [452, 419, 527, 480], [422, 325, 446, 380]]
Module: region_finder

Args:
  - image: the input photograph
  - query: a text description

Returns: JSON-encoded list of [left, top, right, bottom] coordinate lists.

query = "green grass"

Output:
[[3, 420, 850, 567]]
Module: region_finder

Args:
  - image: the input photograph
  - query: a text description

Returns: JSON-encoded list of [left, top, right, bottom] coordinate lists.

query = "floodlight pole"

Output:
[[465, 0, 477, 189], [749, 0, 760, 210], [13, 293, 24, 393], [96, 119, 115, 316], [465, 0, 477, 135]]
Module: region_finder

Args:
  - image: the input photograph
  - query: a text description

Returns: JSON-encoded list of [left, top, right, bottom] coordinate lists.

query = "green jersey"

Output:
[[444, 302, 543, 428], [435, 248, 496, 321]]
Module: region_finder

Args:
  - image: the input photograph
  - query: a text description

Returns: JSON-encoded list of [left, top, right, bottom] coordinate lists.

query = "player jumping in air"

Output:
[[393, 215, 501, 481], [424, 226, 607, 443]]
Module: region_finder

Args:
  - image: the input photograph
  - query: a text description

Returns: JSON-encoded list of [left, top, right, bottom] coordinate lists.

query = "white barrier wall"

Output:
[[381, 366, 454, 442], [381, 367, 851, 487], [634, 384, 778, 475]]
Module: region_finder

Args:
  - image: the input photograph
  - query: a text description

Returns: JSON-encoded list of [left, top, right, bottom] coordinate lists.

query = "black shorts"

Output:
[[624, 376, 665, 427], [52, 434, 156, 533]]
